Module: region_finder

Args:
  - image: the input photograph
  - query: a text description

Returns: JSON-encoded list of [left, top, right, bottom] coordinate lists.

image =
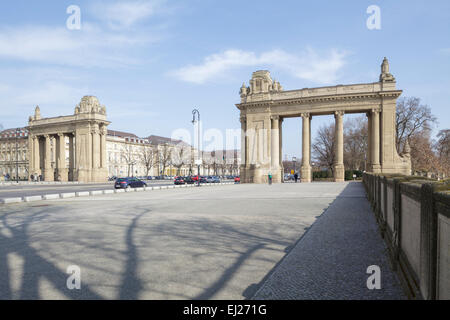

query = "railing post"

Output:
[[419, 183, 438, 300]]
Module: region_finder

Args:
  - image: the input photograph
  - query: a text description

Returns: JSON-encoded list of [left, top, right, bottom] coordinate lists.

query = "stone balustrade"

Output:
[[363, 172, 450, 300]]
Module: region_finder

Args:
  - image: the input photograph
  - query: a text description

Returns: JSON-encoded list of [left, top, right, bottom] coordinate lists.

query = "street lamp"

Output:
[[192, 109, 201, 187], [15, 128, 20, 183], [292, 156, 297, 175]]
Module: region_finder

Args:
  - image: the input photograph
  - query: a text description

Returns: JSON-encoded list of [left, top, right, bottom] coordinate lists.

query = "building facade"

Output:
[[0, 96, 241, 182]]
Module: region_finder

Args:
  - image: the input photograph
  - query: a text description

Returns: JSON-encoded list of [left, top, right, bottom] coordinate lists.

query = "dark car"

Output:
[[114, 177, 147, 189], [184, 176, 195, 184], [174, 176, 185, 185]]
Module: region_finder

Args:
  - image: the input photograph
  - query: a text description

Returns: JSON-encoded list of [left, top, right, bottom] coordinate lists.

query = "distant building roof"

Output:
[[107, 129, 139, 139], [0, 127, 28, 139], [146, 135, 186, 146]]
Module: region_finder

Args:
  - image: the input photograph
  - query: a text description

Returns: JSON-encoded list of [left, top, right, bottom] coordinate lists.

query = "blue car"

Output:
[[114, 177, 147, 189]]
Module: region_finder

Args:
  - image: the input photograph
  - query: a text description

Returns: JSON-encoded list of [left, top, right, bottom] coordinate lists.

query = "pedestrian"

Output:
[[268, 173, 273, 185], [294, 173, 298, 183], [30, 174, 34, 181]]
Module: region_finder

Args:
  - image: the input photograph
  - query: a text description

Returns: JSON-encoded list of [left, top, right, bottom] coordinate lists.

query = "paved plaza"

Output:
[[0, 182, 405, 300]]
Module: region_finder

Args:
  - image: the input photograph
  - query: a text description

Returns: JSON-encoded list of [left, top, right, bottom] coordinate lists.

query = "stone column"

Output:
[[100, 126, 107, 169], [366, 112, 372, 170], [92, 125, 100, 170], [270, 115, 281, 182], [333, 111, 345, 182], [301, 113, 312, 183], [371, 109, 381, 172], [57, 133, 68, 181], [91, 124, 101, 181], [68, 134, 75, 181], [34, 136, 41, 177], [279, 118, 283, 180], [43, 134, 54, 181], [240, 115, 246, 165], [239, 115, 247, 183], [28, 135, 38, 180]]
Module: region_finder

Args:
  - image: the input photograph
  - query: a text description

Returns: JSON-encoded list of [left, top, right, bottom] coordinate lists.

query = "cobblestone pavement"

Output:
[[253, 182, 407, 300]]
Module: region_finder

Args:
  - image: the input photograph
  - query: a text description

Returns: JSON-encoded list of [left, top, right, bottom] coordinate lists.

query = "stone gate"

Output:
[[27, 96, 110, 183], [236, 58, 412, 183]]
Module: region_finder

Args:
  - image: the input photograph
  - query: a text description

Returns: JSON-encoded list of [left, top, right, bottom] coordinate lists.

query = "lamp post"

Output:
[[292, 156, 297, 175], [15, 128, 20, 183], [192, 109, 201, 187]]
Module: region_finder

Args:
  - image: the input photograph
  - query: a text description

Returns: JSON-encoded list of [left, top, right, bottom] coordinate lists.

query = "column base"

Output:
[[57, 168, 69, 182], [371, 164, 381, 173], [240, 165, 283, 184], [333, 164, 345, 182], [43, 169, 54, 182], [300, 165, 312, 183]]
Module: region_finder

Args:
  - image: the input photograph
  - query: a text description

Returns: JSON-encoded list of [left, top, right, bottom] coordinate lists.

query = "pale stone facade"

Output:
[[0, 129, 29, 180], [1, 96, 240, 182], [237, 58, 412, 183]]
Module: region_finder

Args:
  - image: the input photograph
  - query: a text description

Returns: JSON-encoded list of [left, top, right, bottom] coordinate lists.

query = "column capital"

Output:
[[301, 112, 310, 119], [371, 108, 381, 114], [100, 126, 108, 136], [43, 134, 50, 139], [334, 110, 345, 118], [57, 133, 65, 138], [270, 115, 280, 121]]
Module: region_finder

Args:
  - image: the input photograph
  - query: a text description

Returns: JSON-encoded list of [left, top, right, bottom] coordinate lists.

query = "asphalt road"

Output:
[[0, 180, 173, 199]]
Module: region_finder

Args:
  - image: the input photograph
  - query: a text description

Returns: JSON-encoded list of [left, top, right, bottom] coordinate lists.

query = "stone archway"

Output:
[[236, 58, 411, 184], [27, 96, 110, 183]]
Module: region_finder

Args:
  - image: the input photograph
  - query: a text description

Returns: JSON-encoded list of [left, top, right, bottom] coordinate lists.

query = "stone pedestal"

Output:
[[301, 165, 312, 183], [333, 165, 345, 183]]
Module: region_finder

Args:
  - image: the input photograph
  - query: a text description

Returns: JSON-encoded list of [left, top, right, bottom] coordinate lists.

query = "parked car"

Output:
[[206, 176, 215, 183], [184, 176, 195, 184], [212, 176, 221, 183], [234, 176, 240, 183], [174, 176, 185, 185], [114, 177, 147, 189]]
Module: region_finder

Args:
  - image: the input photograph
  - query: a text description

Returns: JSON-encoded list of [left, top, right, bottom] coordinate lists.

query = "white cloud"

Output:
[[170, 48, 349, 85], [0, 23, 157, 68], [92, 0, 165, 29]]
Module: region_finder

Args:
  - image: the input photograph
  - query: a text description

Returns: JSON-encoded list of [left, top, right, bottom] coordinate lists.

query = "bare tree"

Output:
[[172, 143, 189, 176], [140, 145, 156, 177], [396, 97, 437, 152], [121, 144, 136, 177], [158, 144, 172, 176], [312, 123, 335, 173], [409, 130, 439, 174], [434, 129, 450, 176], [344, 116, 368, 171]]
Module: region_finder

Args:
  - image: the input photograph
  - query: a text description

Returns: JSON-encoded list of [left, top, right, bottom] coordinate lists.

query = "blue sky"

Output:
[[0, 0, 449, 159]]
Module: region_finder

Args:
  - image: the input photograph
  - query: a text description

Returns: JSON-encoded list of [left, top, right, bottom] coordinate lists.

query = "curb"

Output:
[[0, 181, 237, 206]]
